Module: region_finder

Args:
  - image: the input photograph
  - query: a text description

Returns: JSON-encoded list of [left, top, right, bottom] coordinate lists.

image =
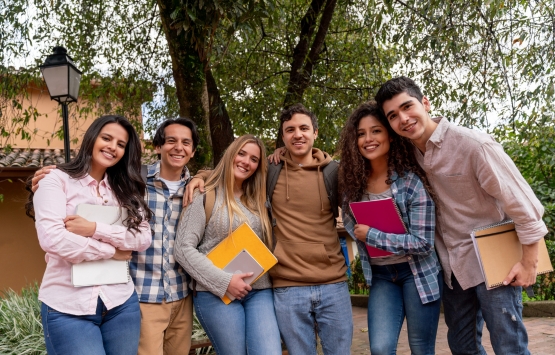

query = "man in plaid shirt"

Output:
[[31, 117, 200, 354], [130, 118, 199, 355]]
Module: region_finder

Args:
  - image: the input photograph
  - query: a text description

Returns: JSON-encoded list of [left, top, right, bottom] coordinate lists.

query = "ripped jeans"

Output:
[[443, 274, 530, 355]]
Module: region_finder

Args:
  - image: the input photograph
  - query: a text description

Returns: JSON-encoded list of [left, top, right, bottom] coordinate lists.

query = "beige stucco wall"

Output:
[[0, 179, 45, 293], [4, 83, 144, 150]]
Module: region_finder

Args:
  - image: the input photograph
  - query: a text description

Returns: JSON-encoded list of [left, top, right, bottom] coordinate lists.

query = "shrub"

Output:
[[0, 283, 45, 355], [347, 255, 369, 295]]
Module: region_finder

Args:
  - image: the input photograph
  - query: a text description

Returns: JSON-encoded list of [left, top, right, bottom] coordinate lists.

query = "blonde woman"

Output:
[[174, 135, 281, 355]]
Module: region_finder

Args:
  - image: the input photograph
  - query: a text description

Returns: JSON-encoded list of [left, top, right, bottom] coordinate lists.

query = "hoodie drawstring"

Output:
[[317, 165, 324, 212], [285, 161, 290, 201]]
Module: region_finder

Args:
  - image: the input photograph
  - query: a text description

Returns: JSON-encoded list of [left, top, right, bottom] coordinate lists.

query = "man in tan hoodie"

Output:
[[185, 104, 352, 354], [267, 104, 352, 355]]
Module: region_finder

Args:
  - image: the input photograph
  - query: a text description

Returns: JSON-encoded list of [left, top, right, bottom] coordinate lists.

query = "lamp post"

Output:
[[40, 46, 82, 162]]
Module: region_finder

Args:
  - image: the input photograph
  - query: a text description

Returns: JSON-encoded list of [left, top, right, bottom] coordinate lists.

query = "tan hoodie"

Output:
[[269, 148, 348, 287]]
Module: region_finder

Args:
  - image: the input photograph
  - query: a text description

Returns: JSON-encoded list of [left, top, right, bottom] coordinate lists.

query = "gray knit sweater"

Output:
[[174, 190, 272, 297]]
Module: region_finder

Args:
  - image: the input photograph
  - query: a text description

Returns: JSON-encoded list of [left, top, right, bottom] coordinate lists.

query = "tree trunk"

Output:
[[206, 68, 234, 165], [277, 0, 337, 147], [157, 0, 212, 169]]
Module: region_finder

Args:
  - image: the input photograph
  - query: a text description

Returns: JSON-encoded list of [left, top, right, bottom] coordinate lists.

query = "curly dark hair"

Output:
[[338, 101, 437, 207]]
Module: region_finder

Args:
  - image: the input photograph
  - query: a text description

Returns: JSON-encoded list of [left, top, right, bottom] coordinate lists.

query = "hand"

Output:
[[226, 272, 253, 300], [353, 224, 370, 242], [31, 165, 56, 192], [268, 147, 287, 164], [64, 215, 96, 237], [112, 248, 132, 261], [503, 242, 539, 287], [183, 177, 205, 207]]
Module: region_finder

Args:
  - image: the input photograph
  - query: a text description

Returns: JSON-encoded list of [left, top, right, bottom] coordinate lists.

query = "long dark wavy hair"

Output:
[[338, 101, 437, 206], [25, 115, 152, 232]]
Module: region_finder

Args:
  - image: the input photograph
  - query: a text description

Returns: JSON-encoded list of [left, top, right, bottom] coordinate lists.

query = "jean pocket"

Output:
[[47, 306, 61, 314], [273, 287, 289, 294]]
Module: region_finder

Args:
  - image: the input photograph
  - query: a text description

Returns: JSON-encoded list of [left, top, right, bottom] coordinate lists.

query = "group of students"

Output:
[[27, 76, 546, 355]]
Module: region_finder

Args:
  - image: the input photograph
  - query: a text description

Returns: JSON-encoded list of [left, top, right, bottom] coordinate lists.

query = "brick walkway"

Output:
[[351, 306, 555, 354]]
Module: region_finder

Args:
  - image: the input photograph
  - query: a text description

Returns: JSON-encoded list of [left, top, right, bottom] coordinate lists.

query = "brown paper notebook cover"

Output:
[[472, 220, 553, 289]]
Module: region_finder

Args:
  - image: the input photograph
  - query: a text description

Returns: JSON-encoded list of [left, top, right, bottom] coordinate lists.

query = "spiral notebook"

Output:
[[349, 198, 407, 258], [471, 220, 553, 290], [71, 204, 130, 287]]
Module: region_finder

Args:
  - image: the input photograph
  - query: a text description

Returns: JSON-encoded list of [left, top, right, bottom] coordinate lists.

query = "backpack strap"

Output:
[[203, 189, 217, 226], [322, 160, 339, 225]]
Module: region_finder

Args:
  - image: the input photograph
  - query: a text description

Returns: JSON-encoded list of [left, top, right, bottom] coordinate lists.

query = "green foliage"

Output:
[[522, 240, 555, 301], [347, 255, 369, 295], [494, 121, 555, 240], [0, 284, 45, 355]]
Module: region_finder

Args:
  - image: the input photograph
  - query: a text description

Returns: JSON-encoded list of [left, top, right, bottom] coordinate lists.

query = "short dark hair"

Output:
[[152, 117, 199, 151], [375, 76, 425, 110], [278, 103, 318, 133]]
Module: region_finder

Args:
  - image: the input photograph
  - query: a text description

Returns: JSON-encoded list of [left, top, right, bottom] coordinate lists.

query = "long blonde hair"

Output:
[[204, 135, 272, 247]]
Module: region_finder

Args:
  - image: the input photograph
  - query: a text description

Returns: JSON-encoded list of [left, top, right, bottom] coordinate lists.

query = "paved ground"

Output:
[[351, 306, 555, 354]]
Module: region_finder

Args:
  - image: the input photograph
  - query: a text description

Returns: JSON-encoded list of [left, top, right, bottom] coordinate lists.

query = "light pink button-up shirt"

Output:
[[33, 169, 152, 315], [415, 117, 547, 290]]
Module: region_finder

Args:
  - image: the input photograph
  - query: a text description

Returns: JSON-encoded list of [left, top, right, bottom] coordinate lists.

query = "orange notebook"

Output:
[[471, 220, 553, 289], [206, 222, 278, 304]]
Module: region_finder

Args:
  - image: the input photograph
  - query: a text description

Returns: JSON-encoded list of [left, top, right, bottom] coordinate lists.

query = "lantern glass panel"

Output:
[[68, 66, 81, 102], [41, 65, 69, 98]]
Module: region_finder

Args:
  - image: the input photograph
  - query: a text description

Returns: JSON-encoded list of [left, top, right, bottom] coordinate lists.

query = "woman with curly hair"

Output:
[[338, 101, 442, 355]]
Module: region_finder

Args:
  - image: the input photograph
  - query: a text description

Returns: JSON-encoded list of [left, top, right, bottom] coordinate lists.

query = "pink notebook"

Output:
[[349, 198, 407, 258]]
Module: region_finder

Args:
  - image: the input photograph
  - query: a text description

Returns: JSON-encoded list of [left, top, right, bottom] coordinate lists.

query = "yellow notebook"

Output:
[[471, 220, 553, 289], [206, 222, 278, 304]]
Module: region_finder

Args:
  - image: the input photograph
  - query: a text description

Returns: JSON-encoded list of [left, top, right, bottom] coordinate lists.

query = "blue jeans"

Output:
[[273, 281, 353, 355], [443, 274, 530, 355], [41, 291, 141, 355], [194, 289, 281, 355], [368, 263, 442, 355]]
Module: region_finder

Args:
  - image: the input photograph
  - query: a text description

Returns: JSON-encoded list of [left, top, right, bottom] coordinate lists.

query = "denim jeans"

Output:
[[41, 291, 141, 355], [194, 289, 281, 355], [273, 281, 353, 355], [443, 274, 530, 355], [367, 263, 442, 355]]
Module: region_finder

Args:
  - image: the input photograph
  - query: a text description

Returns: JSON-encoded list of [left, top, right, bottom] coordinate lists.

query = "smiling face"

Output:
[[357, 115, 391, 163], [90, 123, 128, 176], [233, 142, 261, 186], [155, 123, 195, 178], [382, 92, 433, 146], [282, 113, 318, 164]]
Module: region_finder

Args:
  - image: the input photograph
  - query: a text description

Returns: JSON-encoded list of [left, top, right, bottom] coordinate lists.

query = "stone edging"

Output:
[[350, 295, 555, 317]]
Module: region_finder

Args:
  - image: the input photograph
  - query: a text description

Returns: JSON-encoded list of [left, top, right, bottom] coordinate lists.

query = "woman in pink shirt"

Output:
[[26, 115, 152, 355]]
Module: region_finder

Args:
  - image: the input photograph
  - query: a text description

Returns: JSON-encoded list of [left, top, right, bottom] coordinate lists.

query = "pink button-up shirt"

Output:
[[33, 169, 152, 315]]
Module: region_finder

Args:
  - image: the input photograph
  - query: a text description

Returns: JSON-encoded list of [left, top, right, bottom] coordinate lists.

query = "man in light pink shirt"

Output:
[[375, 76, 547, 355]]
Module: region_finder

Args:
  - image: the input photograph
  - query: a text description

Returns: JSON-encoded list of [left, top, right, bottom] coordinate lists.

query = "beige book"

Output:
[[471, 220, 553, 289]]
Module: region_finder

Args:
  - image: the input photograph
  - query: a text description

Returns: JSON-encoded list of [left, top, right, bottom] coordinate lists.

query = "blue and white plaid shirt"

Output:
[[130, 161, 191, 303], [342, 171, 441, 304]]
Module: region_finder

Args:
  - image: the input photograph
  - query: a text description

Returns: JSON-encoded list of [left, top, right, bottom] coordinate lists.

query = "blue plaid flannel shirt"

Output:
[[130, 161, 191, 303], [342, 171, 441, 304]]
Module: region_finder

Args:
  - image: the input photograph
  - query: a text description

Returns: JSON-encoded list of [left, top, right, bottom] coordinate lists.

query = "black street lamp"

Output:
[[40, 46, 82, 162]]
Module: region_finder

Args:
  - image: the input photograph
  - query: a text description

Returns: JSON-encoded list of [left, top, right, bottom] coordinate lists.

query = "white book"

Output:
[[71, 204, 130, 287]]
